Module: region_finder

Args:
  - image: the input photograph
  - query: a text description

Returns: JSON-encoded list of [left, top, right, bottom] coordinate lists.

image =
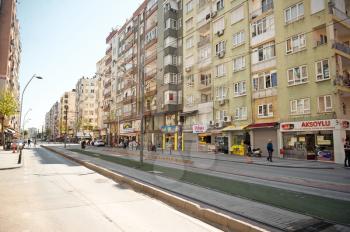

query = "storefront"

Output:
[[119, 120, 140, 143], [247, 122, 278, 157], [160, 125, 183, 151], [192, 124, 212, 152], [280, 119, 350, 163], [222, 125, 249, 156]]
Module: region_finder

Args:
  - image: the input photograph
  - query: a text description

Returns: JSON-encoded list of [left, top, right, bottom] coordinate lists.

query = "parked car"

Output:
[[94, 140, 105, 147]]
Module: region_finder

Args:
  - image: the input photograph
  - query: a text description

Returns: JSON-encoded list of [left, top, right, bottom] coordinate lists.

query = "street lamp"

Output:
[[21, 108, 32, 139], [19, 74, 43, 139]]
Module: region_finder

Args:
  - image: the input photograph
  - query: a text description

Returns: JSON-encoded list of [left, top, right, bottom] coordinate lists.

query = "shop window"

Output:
[[318, 95, 332, 113]]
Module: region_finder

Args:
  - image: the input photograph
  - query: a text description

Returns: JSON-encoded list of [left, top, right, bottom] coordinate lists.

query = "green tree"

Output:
[[0, 91, 18, 147]]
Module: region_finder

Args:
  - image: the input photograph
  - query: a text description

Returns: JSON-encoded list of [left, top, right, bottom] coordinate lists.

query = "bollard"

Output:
[[17, 148, 22, 164]]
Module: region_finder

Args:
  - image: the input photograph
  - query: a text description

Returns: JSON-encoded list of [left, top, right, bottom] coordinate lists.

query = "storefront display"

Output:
[[160, 125, 183, 151]]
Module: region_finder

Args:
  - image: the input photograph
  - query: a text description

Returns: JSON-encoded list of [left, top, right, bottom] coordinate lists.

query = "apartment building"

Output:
[[0, 0, 21, 133], [47, 102, 59, 141], [58, 90, 76, 139], [274, 0, 350, 163], [156, 0, 184, 151], [182, 0, 214, 151], [75, 76, 98, 139]]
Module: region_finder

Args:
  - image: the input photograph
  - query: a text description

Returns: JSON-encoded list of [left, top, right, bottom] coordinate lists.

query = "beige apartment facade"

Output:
[[58, 90, 76, 139]]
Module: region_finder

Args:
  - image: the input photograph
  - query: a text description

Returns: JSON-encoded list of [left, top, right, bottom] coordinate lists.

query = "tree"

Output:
[[0, 91, 18, 147]]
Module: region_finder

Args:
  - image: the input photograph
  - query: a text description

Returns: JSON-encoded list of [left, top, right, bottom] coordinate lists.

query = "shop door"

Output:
[[253, 129, 278, 157], [305, 134, 316, 160]]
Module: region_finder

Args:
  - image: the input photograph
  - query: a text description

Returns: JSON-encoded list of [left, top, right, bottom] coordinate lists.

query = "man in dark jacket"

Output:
[[267, 139, 273, 162], [344, 139, 350, 167]]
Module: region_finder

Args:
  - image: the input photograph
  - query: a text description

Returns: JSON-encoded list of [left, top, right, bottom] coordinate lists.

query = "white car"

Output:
[[94, 140, 105, 147]]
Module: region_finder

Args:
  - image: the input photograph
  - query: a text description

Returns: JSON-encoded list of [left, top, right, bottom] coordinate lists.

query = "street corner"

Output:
[[0, 150, 23, 170]]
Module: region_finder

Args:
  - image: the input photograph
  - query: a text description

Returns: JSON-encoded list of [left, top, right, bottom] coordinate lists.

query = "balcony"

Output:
[[252, 57, 276, 73], [250, 1, 274, 20], [123, 95, 136, 104], [329, 3, 350, 27], [198, 81, 211, 91], [145, 89, 157, 97], [104, 79, 111, 88], [144, 51, 157, 65], [197, 35, 210, 48], [335, 74, 350, 88], [105, 57, 112, 66], [252, 87, 278, 99], [145, 38, 158, 50], [146, 4, 158, 19], [125, 28, 133, 40], [145, 21, 157, 34], [332, 40, 350, 56], [198, 101, 213, 114], [105, 46, 112, 55], [145, 69, 157, 81], [197, 57, 211, 70]]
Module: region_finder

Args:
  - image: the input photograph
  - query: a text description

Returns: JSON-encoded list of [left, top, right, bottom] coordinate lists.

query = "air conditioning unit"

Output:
[[185, 67, 192, 72], [219, 99, 225, 105], [217, 30, 224, 36], [218, 51, 225, 58], [215, 121, 223, 128], [211, 11, 217, 18], [209, 120, 214, 126], [223, 116, 231, 123]]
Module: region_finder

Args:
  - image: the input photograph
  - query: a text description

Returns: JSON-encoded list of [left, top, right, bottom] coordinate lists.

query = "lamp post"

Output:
[[21, 108, 31, 139], [19, 74, 43, 139], [64, 105, 68, 148]]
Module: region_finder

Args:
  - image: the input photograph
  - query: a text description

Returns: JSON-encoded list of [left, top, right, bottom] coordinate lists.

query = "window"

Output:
[[164, 73, 178, 84], [216, 64, 226, 77], [186, 36, 194, 49], [290, 98, 310, 115], [213, 17, 225, 34], [187, 95, 195, 105], [318, 95, 332, 113], [258, 104, 273, 118], [216, 0, 224, 11], [252, 42, 275, 63], [285, 2, 304, 24], [232, 31, 245, 47], [200, 74, 211, 86], [234, 81, 246, 96], [251, 15, 274, 37], [199, 46, 211, 61], [164, 55, 177, 66], [233, 56, 245, 72], [311, 0, 325, 14], [252, 71, 277, 91], [164, 36, 177, 48], [287, 65, 308, 85], [186, 0, 193, 13], [216, 110, 227, 121], [165, 18, 177, 30], [185, 55, 194, 68], [186, 75, 194, 87], [262, 0, 273, 13], [286, 34, 306, 54], [145, 27, 158, 44], [215, 41, 225, 55], [215, 86, 227, 99], [164, 91, 178, 104], [185, 17, 194, 30], [231, 5, 244, 24], [315, 59, 330, 81], [235, 107, 247, 120]]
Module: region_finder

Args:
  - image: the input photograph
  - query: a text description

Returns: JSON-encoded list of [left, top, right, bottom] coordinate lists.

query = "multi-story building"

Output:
[[156, 0, 184, 151], [274, 0, 350, 164], [182, 0, 214, 152], [75, 76, 98, 139], [0, 0, 21, 134], [59, 90, 76, 139], [47, 102, 59, 141]]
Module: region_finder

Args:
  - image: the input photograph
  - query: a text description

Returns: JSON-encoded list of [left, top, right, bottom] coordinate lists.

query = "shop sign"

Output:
[[280, 119, 350, 132], [121, 122, 134, 133], [161, 125, 177, 133], [192, 124, 207, 133]]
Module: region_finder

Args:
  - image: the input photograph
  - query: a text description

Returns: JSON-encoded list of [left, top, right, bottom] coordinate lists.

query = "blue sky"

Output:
[[18, 0, 142, 130]]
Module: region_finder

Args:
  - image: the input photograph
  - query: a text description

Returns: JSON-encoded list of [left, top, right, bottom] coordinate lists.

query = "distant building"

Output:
[[59, 89, 76, 138]]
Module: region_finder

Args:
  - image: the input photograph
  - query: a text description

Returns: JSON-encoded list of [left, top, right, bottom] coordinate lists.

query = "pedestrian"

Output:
[[34, 139, 37, 148], [11, 138, 17, 153], [28, 139, 31, 148], [266, 139, 273, 162], [344, 138, 350, 167]]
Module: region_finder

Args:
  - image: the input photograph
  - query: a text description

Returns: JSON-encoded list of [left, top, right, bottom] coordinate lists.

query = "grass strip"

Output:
[[69, 148, 350, 225]]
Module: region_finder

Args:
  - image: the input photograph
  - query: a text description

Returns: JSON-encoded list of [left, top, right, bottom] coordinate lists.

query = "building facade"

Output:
[[0, 0, 21, 134], [59, 90, 76, 139]]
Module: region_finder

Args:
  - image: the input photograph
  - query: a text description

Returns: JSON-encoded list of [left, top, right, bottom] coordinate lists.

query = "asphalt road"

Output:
[[0, 147, 222, 232]]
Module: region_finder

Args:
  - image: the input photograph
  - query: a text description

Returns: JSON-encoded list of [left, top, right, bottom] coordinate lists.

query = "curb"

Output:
[[0, 164, 22, 170], [42, 145, 267, 232]]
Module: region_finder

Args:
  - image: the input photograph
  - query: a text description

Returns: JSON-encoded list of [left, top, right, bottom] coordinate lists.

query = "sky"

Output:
[[17, 0, 142, 130]]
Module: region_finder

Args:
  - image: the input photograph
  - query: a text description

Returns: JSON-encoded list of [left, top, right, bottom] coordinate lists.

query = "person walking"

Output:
[[266, 139, 273, 162], [344, 139, 350, 167]]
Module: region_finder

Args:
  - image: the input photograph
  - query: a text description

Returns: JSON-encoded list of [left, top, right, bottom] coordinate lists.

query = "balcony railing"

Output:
[[329, 3, 350, 26], [250, 1, 274, 20], [335, 74, 350, 87], [145, 51, 157, 64], [197, 36, 210, 48], [332, 40, 350, 55]]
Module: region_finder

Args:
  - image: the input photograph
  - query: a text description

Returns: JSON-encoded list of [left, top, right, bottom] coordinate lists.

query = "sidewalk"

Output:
[[0, 149, 22, 170], [96, 146, 337, 169]]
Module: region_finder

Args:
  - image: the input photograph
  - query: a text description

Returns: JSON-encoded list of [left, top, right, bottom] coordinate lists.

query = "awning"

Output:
[[5, 128, 16, 134], [180, 110, 198, 116], [222, 125, 248, 131], [247, 122, 278, 129]]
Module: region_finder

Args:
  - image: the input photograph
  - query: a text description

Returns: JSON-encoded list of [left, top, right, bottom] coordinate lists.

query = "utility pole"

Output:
[[64, 105, 68, 148]]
